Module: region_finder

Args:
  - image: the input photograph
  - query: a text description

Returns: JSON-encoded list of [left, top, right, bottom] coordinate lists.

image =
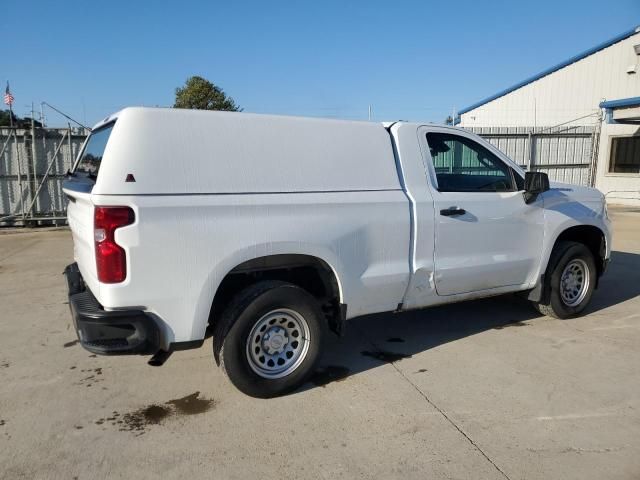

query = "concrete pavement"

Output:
[[1, 208, 639, 479]]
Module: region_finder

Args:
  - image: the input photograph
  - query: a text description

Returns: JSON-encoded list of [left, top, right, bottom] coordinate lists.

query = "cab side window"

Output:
[[426, 132, 515, 192]]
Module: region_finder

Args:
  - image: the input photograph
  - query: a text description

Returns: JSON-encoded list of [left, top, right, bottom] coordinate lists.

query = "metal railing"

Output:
[[0, 125, 88, 226]]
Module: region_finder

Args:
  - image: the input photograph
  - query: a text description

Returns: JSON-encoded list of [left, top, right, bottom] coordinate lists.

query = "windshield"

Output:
[[74, 123, 114, 176]]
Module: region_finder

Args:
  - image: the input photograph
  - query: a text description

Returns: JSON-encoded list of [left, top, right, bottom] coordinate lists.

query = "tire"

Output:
[[532, 241, 597, 319], [213, 280, 325, 398]]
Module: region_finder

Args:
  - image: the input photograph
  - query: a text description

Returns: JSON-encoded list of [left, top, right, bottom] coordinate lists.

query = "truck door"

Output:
[[421, 127, 544, 296]]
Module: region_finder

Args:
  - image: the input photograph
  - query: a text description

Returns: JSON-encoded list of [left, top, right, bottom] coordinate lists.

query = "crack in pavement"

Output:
[[389, 362, 511, 480], [355, 325, 511, 480]]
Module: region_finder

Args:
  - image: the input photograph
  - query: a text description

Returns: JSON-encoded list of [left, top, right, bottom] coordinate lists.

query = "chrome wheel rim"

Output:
[[560, 259, 590, 307], [245, 308, 311, 379]]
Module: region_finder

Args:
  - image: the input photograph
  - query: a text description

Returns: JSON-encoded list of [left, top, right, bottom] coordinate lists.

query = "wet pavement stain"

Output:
[[415, 368, 428, 373], [74, 368, 105, 388], [63, 340, 79, 348], [386, 337, 405, 343], [309, 366, 351, 387], [135, 405, 171, 424], [99, 406, 168, 434], [493, 321, 529, 330], [94, 392, 215, 435], [166, 392, 215, 415], [1, 361, 9, 368], [0, 420, 5, 426], [361, 350, 411, 363]]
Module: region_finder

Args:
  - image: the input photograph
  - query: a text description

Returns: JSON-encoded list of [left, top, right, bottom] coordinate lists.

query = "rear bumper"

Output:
[[64, 263, 162, 355]]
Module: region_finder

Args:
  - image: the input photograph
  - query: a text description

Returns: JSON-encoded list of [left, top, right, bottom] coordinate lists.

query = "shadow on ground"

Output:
[[303, 250, 640, 390], [587, 251, 640, 313]]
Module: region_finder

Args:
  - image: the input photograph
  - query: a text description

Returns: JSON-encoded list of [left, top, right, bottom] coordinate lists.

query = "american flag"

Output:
[[4, 82, 14, 106]]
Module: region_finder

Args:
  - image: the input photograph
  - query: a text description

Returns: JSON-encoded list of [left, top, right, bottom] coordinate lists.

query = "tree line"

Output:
[[0, 110, 43, 128], [0, 76, 239, 127]]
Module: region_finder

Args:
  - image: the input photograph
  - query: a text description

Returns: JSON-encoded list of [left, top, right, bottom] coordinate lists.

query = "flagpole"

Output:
[[8, 98, 13, 129], [6, 82, 26, 221]]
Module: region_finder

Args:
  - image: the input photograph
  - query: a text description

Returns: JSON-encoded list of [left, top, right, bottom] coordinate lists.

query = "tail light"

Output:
[[94, 206, 135, 283]]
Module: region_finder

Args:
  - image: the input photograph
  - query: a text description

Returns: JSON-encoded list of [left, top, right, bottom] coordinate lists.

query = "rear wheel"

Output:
[[213, 281, 324, 398], [532, 241, 597, 319]]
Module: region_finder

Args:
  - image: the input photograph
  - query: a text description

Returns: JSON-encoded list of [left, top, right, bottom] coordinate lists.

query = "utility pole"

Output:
[[40, 102, 46, 127], [68, 122, 72, 171], [31, 102, 39, 218], [368, 104, 372, 121]]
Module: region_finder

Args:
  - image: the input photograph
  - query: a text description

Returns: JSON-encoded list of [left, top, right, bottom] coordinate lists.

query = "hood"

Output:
[[543, 181, 607, 219], [549, 181, 605, 202]]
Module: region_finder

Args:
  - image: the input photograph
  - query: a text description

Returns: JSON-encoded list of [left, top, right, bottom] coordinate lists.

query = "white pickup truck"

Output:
[[63, 107, 611, 397]]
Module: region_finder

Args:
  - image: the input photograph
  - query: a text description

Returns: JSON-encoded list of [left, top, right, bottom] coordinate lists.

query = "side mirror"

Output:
[[523, 171, 550, 204]]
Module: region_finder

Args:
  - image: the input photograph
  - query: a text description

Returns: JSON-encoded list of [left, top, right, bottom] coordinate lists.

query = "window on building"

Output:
[[609, 136, 640, 174]]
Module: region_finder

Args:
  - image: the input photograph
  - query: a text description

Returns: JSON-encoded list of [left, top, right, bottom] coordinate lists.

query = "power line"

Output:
[[41, 102, 91, 131]]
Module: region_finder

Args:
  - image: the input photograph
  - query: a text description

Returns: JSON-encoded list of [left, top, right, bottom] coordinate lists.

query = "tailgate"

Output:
[[62, 121, 116, 297], [64, 185, 99, 296]]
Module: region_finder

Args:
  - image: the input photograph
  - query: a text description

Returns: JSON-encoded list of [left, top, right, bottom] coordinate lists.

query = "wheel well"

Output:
[[554, 225, 606, 276], [209, 254, 344, 336]]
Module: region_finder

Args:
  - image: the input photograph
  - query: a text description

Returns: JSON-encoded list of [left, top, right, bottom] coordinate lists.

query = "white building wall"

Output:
[[594, 122, 640, 207], [460, 31, 640, 128]]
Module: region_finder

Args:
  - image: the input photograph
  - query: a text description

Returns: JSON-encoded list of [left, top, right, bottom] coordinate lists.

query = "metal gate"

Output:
[[0, 126, 87, 226], [469, 125, 599, 186]]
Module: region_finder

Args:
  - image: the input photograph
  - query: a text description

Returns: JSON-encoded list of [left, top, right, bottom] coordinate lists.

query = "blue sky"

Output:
[[3, 0, 639, 127]]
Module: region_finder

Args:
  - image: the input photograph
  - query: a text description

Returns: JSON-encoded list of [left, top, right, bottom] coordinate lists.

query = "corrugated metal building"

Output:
[[458, 26, 640, 205]]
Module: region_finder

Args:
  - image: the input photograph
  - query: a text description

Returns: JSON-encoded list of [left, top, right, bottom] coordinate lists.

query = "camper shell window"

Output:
[[74, 123, 115, 176]]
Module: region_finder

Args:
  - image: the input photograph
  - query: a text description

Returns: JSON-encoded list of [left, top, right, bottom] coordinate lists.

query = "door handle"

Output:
[[440, 207, 466, 217]]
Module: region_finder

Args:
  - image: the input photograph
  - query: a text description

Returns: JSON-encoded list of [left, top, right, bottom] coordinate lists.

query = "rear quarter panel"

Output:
[[93, 190, 410, 346]]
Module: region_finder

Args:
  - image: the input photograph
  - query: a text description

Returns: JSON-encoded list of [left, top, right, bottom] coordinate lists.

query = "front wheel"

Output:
[[213, 281, 325, 398], [532, 241, 597, 319]]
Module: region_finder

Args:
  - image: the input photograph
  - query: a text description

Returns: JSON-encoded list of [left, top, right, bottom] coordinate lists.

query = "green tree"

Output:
[[0, 110, 42, 128], [174, 76, 242, 111], [0, 109, 18, 127]]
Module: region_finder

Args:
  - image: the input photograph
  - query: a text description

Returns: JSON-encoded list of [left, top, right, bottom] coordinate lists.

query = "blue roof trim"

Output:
[[458, 26, 640, 116], [599, 97, 640, 109]]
